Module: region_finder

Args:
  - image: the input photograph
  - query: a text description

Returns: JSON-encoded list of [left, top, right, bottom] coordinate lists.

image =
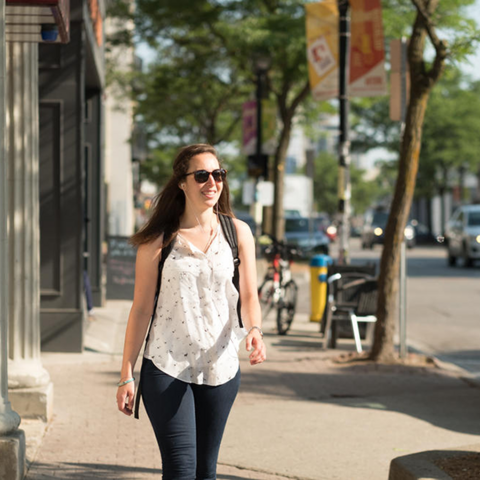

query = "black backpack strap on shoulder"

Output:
[[219, 215, 243, 328], [144, 240, 174, 345], [219, 214, 240, 266], [134, 239, 174, 420]]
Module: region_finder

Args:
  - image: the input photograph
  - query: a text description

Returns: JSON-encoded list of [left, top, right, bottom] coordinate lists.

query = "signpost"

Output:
[[390, 37, 409, 359]]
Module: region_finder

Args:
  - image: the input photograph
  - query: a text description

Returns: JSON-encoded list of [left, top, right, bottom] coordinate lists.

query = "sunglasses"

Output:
[[184, 168, 227, 184]]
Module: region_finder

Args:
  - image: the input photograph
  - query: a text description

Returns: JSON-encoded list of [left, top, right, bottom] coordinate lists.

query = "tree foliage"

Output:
[[107, 0, 314, 236], [312, 152, 382, 216], [417, 72, 480, 198], [351, 68, 480, 201]]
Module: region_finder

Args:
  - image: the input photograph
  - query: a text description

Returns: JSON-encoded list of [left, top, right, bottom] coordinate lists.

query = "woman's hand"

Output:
[[246, 330, 266, 365], [116, 381, 135, 416]]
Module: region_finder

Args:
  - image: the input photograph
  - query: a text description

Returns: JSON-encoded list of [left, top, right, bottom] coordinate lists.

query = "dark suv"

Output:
[[361, 211, 415, 249]]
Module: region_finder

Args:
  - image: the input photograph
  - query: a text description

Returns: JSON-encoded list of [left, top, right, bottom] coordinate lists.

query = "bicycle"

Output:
[[257, 237, 299, 335]]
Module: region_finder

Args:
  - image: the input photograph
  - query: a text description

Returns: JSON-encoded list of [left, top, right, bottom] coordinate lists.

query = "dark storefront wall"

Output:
[[39, 23, 85, 352], [39, 0, 105, 352], [84, 90, 104, 307]]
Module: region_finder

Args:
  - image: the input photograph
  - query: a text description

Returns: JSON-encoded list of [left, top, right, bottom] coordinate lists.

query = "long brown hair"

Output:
[[130, 144, 234, 247]]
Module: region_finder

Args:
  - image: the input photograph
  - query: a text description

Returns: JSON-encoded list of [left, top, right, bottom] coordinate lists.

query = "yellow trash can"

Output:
[[310, 254, 331, 322]]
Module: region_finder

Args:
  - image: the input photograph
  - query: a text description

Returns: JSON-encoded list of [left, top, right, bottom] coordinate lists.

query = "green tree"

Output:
[[108, 0, 313, 237], [417, 73, 480, 200], [371, 0, 479, 362], [351, 70, 480, 202], [312, 152, 381, 216]]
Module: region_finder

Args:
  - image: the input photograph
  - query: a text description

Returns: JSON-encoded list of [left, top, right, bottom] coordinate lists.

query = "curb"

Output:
[[386, 344, 480, 479], [430, 357, 480, 389], [407, 339, 480, 388], [388, 444, 480, 480]]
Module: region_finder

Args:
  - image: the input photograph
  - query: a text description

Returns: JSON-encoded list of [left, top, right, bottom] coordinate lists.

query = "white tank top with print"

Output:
[[144, 226, 246, 386]]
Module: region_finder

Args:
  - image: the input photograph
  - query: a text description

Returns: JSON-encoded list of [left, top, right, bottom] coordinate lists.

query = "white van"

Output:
[[444, 204, 480, 267]]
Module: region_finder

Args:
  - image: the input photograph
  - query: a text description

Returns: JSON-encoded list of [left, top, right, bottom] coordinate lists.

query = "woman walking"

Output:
[[116, 144, 266, 479]]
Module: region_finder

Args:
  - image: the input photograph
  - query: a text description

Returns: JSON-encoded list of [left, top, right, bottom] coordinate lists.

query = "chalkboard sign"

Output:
[[106, 236, 137, 300]]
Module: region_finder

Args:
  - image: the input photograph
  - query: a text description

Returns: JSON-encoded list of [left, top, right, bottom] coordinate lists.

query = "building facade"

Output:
[[39, 0, 106, 352]]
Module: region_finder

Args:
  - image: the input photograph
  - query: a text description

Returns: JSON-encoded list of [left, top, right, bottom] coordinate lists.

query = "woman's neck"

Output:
[[181, 207, 217, 233]]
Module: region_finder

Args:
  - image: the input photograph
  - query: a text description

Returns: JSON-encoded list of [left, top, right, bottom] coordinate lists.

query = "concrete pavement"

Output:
[[21, 296, 480, 480]]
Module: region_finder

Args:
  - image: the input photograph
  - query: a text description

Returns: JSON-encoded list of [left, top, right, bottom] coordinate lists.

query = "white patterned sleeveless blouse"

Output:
[[144, 226, 246, 386]]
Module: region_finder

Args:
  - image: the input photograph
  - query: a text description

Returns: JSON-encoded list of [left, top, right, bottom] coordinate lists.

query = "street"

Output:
[[292, 238, 480, 376]]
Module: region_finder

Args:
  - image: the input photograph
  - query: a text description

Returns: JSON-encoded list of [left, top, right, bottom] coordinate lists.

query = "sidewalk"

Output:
[[23, 299, 480, 480]]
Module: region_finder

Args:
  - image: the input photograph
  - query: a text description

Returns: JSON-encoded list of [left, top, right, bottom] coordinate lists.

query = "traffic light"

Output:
[[247, 154, 268, 178]]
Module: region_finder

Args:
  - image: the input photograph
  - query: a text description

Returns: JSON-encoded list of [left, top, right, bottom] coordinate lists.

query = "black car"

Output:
[[361, 211, 415, 249]]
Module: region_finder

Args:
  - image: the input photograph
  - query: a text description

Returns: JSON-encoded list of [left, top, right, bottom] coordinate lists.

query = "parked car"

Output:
[[361, 210, 415, 249], [284, 216, 330, 256], [444, 204, 480, 267]]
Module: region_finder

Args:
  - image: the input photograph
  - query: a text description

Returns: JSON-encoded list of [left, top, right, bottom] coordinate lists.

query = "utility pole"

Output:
[[253, 67, 264, 247], [337, 0, 351, 264], [397, 36, 408, 359], [248, 56, 270, 247]]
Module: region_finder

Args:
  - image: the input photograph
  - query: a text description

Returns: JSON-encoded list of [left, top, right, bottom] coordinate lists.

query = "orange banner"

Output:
[[349, 0, 387, 96], [305, 0, 386, 99]]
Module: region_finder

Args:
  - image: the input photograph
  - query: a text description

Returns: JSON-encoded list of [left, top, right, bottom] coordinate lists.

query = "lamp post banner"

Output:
[[349, 0, 387, 97], [242, 100, 257, 155], [305, 0, 386, 100], [242, 100, 277, 156], [305, 1, 339, 101]]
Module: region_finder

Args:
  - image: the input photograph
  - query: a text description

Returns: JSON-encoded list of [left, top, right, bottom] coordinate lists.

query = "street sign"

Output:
[[257, 181, 274, 206], [242, 181, 255, 205]]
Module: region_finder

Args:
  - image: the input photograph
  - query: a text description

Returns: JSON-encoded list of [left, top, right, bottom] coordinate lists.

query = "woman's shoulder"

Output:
[[231, 217, 254, 241], [137, 233, 164, 263]]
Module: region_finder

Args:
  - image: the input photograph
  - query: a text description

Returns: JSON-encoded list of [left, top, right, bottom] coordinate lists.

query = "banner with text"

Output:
[[305, 0, 386, 100], [305, 1, 339, 101], [349, 0, 387, 97]]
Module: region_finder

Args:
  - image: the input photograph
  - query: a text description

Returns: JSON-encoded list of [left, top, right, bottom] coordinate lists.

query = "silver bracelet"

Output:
[[248, 326, 263, 338], [117, 377, 135, 387]]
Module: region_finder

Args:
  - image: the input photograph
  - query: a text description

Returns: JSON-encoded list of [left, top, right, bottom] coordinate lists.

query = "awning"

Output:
[[5, 0, 70, 44]]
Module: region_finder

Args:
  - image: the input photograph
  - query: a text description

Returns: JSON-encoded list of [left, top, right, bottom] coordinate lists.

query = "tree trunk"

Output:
[[271, 80, 310, 239], [370, 89, 430, 361], [370, 0, 446, 362]]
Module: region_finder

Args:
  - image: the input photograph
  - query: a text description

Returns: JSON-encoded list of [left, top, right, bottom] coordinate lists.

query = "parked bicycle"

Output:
[[257, 236, 299, 335]]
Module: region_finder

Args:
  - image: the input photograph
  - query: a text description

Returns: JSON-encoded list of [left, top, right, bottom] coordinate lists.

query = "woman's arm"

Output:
[[233, 219, 266, 365], [116, 235, 163, 415]]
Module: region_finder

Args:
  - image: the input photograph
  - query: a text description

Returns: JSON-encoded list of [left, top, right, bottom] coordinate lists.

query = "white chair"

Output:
[[323, 273, 378, 353]]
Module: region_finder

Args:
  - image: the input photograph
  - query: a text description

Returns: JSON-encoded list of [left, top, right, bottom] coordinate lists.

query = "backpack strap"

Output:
[[219, 214, 243, 328], [134, 239, 174, 420]]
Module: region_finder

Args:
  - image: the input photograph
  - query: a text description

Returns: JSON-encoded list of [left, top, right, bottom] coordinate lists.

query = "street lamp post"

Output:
[[249, 56, 270, 246], [337, 0, 351, 265]]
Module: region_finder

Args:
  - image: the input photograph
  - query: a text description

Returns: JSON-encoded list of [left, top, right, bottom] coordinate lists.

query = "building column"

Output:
[[0, 2, 26, 478], [6, 41, 53, 422]]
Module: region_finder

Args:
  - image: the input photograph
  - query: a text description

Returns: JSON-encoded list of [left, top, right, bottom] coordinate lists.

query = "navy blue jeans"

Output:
[[141, 358, 241, 480]]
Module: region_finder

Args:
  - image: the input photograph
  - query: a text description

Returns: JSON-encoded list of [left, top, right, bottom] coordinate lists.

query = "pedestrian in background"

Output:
[[116, 144, 266, 479]]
